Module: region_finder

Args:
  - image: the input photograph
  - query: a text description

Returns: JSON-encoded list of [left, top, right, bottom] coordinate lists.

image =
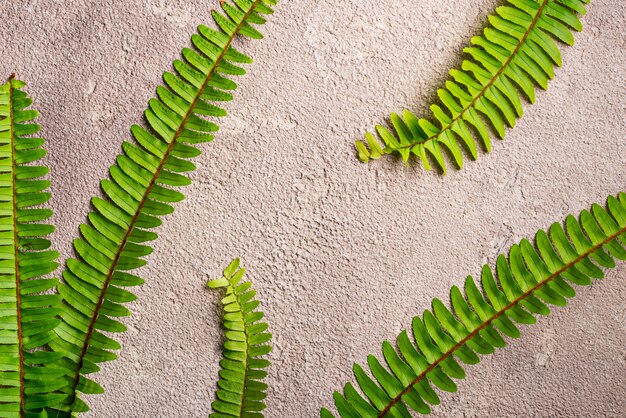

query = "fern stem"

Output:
[[393, 0, 549, 154], [229, 280, 251, 418], [379, 222, 626, 417], [7, 75, 26, 417], [66, 0, 264, 404]]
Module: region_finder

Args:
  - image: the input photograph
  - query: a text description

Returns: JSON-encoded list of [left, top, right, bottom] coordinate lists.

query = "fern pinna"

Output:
[[44, 0, 278, 414], [321, 192, 626, 418], [356, 0, 590, 171], [0, 77, 65, 417], [208, 259, 272, 417]]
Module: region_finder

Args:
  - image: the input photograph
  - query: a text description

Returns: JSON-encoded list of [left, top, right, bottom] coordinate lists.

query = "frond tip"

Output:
[[208, 259, 272, 418], [321, 192, 626, 417], [356, 0, 591, 172]]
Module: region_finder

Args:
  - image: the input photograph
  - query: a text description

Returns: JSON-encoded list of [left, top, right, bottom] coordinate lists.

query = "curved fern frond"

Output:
[[208, 259, 272, 417], [47, 1, 278, 414], [321, 192, 626, 417], [0, 76, 66, 416], [356, 0, 590, 171]]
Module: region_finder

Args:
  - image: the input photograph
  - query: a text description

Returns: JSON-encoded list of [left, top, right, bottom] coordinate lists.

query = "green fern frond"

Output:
[[47, 0, 278, 414], [321, 192, 626, 418], [208, 259, 272, 418], [0, 76, 66, 416], [356, 0, 590, 171]]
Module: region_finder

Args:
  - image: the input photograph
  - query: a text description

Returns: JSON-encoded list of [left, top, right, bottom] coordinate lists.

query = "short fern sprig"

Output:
[[0, 76, 66, 416], [208, 259, 272, 418], [47, 0, 278, 414], [321, 192, 626, 417], [356, 0, 590, 171]]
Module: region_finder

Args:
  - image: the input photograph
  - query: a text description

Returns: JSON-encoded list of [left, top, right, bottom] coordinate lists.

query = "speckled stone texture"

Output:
[[1, 0, 625, 416]]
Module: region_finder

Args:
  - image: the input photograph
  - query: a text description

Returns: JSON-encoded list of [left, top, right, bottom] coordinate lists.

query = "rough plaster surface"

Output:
[[1, 0, 625, 416]]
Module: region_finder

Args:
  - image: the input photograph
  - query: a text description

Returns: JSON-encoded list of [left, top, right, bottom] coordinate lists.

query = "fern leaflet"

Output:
[[208, 259, 272, 417], [321, 192, 626, 417], [356, 0, 590, 172], [46, 0, 278, 414], [0, 76, 66, 417]]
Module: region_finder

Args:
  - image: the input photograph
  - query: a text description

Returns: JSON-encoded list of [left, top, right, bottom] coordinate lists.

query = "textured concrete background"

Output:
[[1, 0, 625, 416]]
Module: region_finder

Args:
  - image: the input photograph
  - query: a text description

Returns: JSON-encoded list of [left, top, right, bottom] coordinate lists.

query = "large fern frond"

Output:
[[208, 259, 272, 417], [0, 76, 66, 417], [321, 192, 626, 417], [356, 0, 590, 171], [47, 1, 278, 414]]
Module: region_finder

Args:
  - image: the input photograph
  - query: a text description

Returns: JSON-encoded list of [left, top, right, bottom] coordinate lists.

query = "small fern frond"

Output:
[[356, 0, 590, 171], [208, 259, 272, 418], [47, 1, 278, 414], [0, 76, 66, 416], [321, 192, 626, 418]]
